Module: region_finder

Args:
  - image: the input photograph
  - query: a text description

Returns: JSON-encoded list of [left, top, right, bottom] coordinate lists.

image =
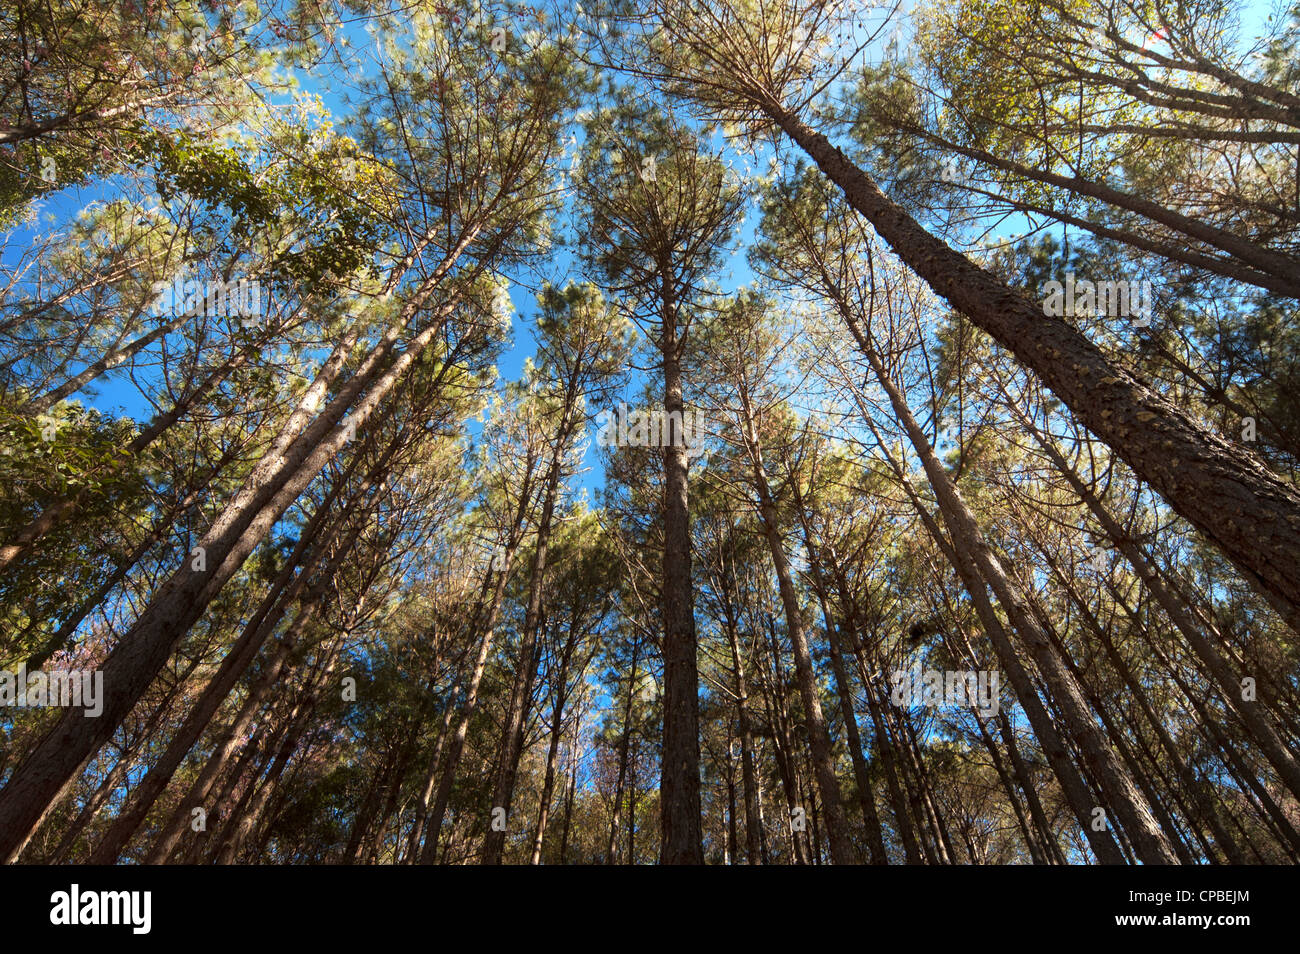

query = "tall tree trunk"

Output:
[[1013, 405, 1300, 800], [658, 307, 703, 864], [841, 626, 924, 865], [529, 628, 576, 866], [832, 292, 1175, 862], [720, 578, 763, 865], [796, 507, 889, 864], [404, 672, 462, 864], [736, 406, 857, 863], [559, 749, 577, 864], [483, 441, 570, 864], [757, 612, 808, 864], [766, 101, 1300, 623], [88, 460, 380, 863], [1036, 541, 1248, 863], [419, 539, 524, 863]]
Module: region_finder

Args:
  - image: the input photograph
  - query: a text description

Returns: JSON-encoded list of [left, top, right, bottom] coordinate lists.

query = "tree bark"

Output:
[[766, 101, 1300, 626]]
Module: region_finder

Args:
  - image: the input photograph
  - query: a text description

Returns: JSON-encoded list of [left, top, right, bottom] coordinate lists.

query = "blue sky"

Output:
[[6, 0, 1282, 487]]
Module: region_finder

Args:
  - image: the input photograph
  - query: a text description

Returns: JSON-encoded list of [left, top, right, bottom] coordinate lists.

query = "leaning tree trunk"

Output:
[[89, 443, 387, 863], [858, 343, 1178, 864], [736, 404, 858, 864], [528, 625, 579, 866], [0, 286, 461, 862], [766, 101, 1300, 625], [1014, 405, 1300, 801], [863, 390, 1127, 862], [419, 538, 524, 864]]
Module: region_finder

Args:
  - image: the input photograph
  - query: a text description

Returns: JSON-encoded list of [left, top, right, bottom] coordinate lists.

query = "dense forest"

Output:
[[0, 0, 1297, 867]]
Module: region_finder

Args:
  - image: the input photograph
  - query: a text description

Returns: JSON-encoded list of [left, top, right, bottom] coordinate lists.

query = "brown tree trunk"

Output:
[[658, 309, 704, 864], [737, 409, 857, 864], [528, 624, 577, 866], [607, 638, 641, 864], [766, 101, 1300, 625], [483, 440, 571, 864], [1014, 405, 1300, 800], [88, 454, 382, 863], [419, 535, 525, 863], [719, 576, 763, 864], [795, 506, 889, 864]]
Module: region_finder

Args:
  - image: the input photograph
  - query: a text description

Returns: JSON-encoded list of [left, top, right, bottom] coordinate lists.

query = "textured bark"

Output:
[[874, 373, 1177, 863], [88, 449, 384, 864], [418, 512, 529, 863], [658, 313, 704, 864], [607, 639, 641, 864], [528, 620, 579, 866], [766, 102, 1300, 626]]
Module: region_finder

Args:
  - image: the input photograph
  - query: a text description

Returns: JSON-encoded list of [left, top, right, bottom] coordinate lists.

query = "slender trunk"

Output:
[[607, 639, 640, 864], [482, 440, 571, 864], [404, 677, 461, 864], [1015, 406, 1300, 800], [738, 413, 857, 863], [757, 613, 808, 864], [528, 635, 573, 866], [796, 512, 889, 864], [21, 309, 190, 416], [89, 467, 378, 863], [559, 753, 576, 863], [720, 586, 763, 864], [1038, 544, 1248, 863], [842, 310, 1175, 862], [887, 451, 1126, 862], [419, 543, 522, 863]]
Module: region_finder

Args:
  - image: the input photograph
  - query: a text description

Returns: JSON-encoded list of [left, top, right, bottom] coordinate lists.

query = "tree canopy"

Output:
[[0, 0, 1297, 872]]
